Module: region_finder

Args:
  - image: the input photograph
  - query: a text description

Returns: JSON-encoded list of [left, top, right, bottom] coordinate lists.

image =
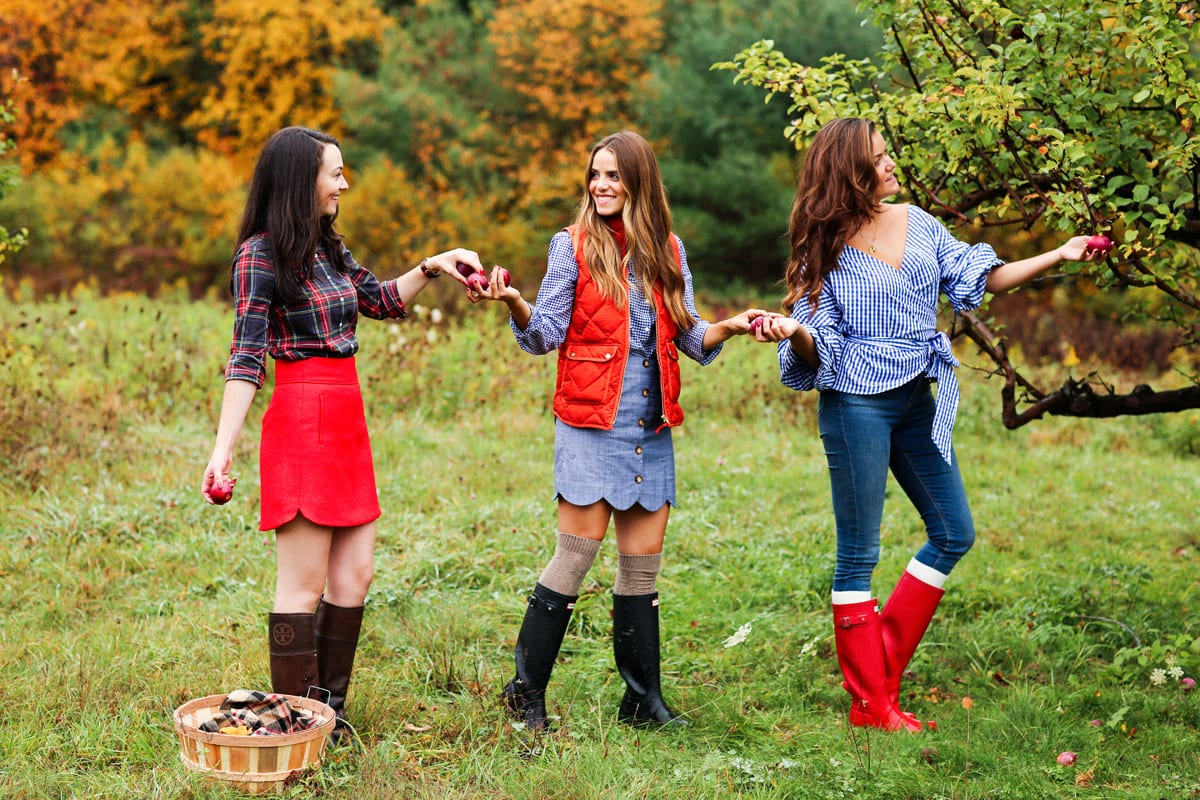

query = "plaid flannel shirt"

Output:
[[224, 232, 407, 387]]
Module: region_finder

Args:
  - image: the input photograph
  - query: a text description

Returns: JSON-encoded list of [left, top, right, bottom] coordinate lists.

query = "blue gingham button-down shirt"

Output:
[[512, 230, 720, 364], [779, 205, 1002, 463]]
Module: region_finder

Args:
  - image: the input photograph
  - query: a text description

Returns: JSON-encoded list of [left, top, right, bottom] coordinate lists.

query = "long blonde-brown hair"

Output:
[[571, 131, 694, 331], [783, 117, 882, 314]]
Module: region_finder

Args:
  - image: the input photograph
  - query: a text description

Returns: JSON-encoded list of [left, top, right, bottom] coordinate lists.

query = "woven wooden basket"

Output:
[[173, 693, 336, 794]]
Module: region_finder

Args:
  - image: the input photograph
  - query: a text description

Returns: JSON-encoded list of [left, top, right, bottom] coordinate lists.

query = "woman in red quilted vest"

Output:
[[477, 130, 767, 732]]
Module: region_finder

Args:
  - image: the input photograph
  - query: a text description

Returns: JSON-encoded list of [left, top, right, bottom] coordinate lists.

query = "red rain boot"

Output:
[[833, 600, 923, 733], [880, 571, 944, 726]]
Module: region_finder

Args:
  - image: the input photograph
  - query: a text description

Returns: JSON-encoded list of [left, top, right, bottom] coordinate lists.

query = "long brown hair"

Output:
[[236, 126, 348, 305], [571, 131, 694, 331], [783, 118, 881, 314]]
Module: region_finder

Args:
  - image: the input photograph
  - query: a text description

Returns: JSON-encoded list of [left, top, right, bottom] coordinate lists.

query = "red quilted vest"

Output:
[[554, 226, 685, 430]]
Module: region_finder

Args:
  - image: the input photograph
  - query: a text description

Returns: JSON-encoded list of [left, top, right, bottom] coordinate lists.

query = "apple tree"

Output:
[[717, 0, 1200, 425]]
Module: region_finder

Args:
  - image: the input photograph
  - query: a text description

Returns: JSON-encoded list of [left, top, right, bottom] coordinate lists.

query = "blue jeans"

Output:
[[818, 377, 975, 593]]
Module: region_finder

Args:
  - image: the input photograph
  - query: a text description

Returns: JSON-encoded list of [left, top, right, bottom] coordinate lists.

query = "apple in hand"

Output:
[[455, 261, 491, 291], [210, 476, 237, 505], [749, 316, 766, 332], [1086, 234, 1113, 254], [456, 262, 513, 292]]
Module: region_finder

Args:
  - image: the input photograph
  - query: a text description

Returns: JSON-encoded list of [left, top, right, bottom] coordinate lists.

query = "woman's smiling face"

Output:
[[316, 143, 349, 217], [589, 147, 627, 217]]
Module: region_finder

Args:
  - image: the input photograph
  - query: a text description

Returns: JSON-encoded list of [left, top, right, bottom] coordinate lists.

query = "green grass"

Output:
[[1, 290, 1198, 799]]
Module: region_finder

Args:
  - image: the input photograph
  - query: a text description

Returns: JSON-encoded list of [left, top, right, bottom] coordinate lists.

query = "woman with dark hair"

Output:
[[752, 117, 1103, 732], [201, 125, 485, 744], [478, 130, 767, 732]]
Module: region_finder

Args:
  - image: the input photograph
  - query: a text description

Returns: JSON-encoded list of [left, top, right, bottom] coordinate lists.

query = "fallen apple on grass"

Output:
[[210, 476, 237, 505]]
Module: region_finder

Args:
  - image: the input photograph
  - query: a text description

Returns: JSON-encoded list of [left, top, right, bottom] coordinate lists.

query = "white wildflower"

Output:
[[1168, 665, 1184, 680], [1150, 668, 1167, 686], [1165, 653, 1178, 668], [723, 622, 752, 648], [431, 308, 444, 324]]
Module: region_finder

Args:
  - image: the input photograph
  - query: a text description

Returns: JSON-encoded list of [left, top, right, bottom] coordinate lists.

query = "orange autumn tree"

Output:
[[487, 0, 665, 214], [0, 0, 193, 169]]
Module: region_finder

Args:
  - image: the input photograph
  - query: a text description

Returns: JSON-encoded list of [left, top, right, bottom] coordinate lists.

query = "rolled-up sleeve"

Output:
[[921, 211, 1002, 313], [225, 240, 274, 387], [512, 232, 578, 355], [779, 292, 845, 392]]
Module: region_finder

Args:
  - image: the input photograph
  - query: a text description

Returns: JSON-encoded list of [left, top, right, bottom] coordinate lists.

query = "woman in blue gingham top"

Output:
[[753, 118, 1102, 734]]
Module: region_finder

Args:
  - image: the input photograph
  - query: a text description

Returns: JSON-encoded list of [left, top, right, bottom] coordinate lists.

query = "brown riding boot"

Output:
[[315, 598, 364, 745], [268, 612, 319, 699]]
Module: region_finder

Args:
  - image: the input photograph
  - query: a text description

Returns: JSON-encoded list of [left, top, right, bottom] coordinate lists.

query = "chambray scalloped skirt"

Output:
[[553, 354, 676, 511], [259, 356, 382, 531]]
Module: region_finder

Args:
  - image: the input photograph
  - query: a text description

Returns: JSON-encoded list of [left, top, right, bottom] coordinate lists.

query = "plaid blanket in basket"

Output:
[[198, 690, 320, 736]]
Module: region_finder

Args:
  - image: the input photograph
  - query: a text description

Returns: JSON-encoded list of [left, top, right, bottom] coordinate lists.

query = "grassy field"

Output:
[[1, 289, 1198, 799]]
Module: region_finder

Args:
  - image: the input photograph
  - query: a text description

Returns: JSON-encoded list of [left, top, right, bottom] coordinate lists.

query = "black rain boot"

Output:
[[612, 593, 688, 727], [501, 584, 576, 732], [268, 612, 319, 699], [315, 598, 364, 746]]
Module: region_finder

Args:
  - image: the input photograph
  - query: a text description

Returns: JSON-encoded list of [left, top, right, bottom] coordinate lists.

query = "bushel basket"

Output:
[[173, 693, 336, 794]]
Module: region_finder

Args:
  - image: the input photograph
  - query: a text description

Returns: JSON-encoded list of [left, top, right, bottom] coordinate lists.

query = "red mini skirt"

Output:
[[259, 357, 381, 531]]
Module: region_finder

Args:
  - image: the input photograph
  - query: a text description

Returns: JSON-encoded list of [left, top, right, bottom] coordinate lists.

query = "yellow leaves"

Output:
[[190, 0, 393, 162], [0, 0, 393, 170], [0, 0, 195, 169], [485, 0, 665, 213]]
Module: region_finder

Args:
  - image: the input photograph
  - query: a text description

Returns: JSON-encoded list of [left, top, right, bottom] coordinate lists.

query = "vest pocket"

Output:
[[564, 344, 621, 363]]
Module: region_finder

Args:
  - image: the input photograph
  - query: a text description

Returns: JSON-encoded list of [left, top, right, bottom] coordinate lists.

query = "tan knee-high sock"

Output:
[[614, 552, 662, 596], [537, 532, 601, 595]]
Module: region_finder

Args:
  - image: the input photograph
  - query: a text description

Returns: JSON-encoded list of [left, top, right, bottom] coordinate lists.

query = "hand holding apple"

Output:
[[210, 476, 237, 505], [1086, 234, 1113, 254]]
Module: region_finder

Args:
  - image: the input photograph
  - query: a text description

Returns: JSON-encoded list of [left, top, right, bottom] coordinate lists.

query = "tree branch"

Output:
[[952, 310, 1200, 429]]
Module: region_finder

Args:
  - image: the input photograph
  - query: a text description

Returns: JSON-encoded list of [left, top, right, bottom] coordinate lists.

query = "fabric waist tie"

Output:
[[853, 333, 959, 464], [926, 332, 959, 465]]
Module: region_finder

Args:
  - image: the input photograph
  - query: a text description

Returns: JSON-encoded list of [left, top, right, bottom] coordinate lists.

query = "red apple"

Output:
[[498, 267, 511, 287], [749, 316, 765, 332], [210, 476, 237, 505], [456, 261, 492, 291], [1086, 234, 1113, 254]]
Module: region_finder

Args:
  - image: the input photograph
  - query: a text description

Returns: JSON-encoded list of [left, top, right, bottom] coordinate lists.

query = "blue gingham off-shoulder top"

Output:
[[779, 205, 1002, 463]]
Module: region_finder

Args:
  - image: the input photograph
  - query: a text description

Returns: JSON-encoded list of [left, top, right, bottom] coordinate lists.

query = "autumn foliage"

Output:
[[487, 0, 665, 209]]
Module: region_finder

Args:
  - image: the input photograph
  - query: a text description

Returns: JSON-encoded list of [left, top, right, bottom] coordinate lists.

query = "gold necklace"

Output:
[[861, 224, 879, 255]]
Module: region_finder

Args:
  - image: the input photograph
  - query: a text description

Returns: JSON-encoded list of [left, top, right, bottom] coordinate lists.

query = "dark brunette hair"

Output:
[[783, 117, 881, 314], [236, 126, 348, 304]]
